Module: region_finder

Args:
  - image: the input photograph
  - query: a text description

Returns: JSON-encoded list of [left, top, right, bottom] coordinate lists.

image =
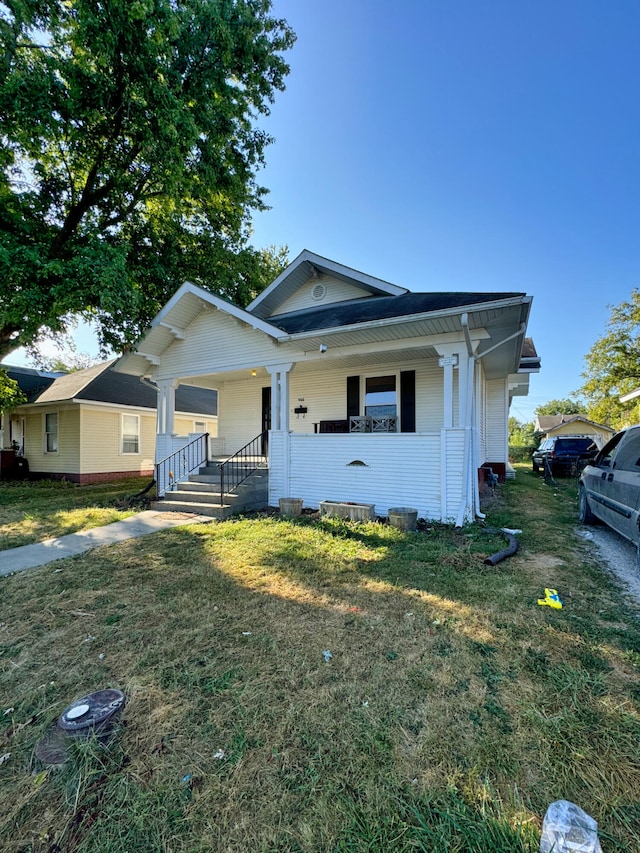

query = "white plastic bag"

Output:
[[539, 800, 603, 853]]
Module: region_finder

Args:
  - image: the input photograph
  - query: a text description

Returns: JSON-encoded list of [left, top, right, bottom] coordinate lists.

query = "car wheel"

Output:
[[532, 461, 539, 473], [578, 485, 597, 525]]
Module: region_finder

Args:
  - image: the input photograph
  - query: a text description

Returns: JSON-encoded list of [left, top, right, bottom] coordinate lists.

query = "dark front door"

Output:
[[261, 386, 271, 455]]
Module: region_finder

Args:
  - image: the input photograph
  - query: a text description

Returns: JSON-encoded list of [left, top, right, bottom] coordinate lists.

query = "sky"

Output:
[[7, 1, 640, 425]]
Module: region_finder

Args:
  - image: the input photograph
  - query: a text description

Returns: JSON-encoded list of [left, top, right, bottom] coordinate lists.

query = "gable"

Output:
[[273, 274, 373, 317], [247, 249, 406, 320]]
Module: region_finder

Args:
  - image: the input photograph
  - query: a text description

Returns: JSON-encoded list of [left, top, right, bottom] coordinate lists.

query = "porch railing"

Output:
[[156, 433, 209, 498], [219, 431, 268, 506]]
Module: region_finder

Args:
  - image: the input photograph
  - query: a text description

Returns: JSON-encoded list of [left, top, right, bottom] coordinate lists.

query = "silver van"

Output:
[[578, 426, 640, 553]]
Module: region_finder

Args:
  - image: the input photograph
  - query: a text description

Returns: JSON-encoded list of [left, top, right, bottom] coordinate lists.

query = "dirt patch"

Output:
[[526, 554, 565, 571]]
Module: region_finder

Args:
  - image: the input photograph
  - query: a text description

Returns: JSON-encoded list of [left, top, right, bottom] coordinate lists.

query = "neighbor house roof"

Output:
[[2, 365, 64, 402], [9, 361, 217, 415], [535, 414, 613, 434]]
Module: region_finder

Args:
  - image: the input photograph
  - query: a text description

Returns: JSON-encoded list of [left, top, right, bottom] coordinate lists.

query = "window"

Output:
[[194, 420, 206, 433], [45, 413, 58, 452], [598, 432, 624, 468], [364, 375, 396, 417], [122, 414, 140, 454]]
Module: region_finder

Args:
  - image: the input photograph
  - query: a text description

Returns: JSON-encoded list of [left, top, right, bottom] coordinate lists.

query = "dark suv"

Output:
[[532, 436, 598, 476]]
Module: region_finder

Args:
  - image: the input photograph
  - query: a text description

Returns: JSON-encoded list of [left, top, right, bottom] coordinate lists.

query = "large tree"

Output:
[[580, 289, 640, 428], [534, 398, 587, 417], [0, 0, 294, 360], [0, 368, 26, 413]]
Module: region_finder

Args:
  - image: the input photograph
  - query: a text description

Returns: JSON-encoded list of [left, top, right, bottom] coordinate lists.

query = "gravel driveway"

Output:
[[578, 524, 640, 610]]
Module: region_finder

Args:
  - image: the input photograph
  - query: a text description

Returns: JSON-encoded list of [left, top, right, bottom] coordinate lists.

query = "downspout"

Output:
[[456, 314, 481, 526]]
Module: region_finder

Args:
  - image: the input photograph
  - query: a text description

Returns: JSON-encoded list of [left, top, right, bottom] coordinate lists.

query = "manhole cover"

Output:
[[35, 689, 126, 765], [59, 689, 125, 734]]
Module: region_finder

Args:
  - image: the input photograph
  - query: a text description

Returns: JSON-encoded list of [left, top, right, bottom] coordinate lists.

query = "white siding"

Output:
[[155, 310, 285, 380], [476, 363, 487, 464], [485, 379, 508, 464], [217, 380, 266, 452], [443, 428, 466, 522], [273, 275, 371, 316], [277, 432, 441, 518], [268, 430, 287, 499]]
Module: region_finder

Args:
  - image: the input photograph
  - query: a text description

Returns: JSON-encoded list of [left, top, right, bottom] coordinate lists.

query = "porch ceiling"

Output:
[[174, 346, 441, 389]]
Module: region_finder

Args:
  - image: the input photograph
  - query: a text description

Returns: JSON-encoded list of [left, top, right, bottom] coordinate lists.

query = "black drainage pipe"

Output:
[[484, 531, 519, 566]]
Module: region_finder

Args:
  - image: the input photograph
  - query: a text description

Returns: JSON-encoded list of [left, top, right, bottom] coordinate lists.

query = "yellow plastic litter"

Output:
[[537, 588, 563, 609]]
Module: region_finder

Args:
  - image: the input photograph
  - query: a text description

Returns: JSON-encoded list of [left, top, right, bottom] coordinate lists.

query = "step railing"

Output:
[[156, 433, 209, 497], [218, 431, 268, 506]]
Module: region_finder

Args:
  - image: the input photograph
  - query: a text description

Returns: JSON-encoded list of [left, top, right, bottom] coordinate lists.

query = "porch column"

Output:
[[434, 345, 461, 428], [156, 379, 178, 435], [266, 363, 295, 496], [266, 363, 294, 432]]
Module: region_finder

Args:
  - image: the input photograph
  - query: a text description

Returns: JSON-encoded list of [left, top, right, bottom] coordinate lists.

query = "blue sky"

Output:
[[247, 0, 640, 423], [8, 1, 640, 424]]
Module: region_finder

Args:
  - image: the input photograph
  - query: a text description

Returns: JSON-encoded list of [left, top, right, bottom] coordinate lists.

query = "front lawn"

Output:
[[0, 477, 150, 550], [1, 468, 639, 851]]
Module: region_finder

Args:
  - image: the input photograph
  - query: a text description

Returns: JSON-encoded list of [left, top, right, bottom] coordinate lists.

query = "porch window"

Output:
[[365, 375, 397, 417], [45, 412, 58, 453], [122, 414, 140, 454]]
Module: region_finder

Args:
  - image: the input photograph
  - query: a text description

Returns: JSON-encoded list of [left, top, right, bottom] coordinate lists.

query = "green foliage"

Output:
[[580, 289, 640, 429], [508, 444, 536, 462], [0, 368, 26, 411], [0, 1, 294, 359], [534, 398, 587, 417], [508, 416, 535, 447]]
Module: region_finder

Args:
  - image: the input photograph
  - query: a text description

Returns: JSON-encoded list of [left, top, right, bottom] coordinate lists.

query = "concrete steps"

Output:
[[153, 461, 268, 519]]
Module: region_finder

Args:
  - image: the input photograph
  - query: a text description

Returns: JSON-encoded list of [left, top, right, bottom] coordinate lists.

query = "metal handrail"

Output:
[[218, 431, 267, 506], [156, 433, 209, 498]]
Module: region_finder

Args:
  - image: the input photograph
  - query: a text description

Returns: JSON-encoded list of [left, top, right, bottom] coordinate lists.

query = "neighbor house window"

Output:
[[45, 412, 58, 452], [122, 414, 140, 454], [194, 420, 206, 433], [364, 375, 397, 417]]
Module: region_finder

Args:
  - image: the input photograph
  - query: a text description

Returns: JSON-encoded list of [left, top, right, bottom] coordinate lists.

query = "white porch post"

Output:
[[267, 363, 294, 498], [155, 379, 179, 465], [266, 364, 294, 432], [435, 345, 461, 428], [156, 379, 178, 436]]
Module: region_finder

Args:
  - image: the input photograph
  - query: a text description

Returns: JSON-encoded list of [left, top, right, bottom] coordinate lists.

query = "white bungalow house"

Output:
[[114, 250, 539, 524]]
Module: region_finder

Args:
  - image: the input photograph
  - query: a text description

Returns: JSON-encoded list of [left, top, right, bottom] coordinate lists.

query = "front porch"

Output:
[[151, 346, 489, 524], [154, 426, 476, 524], [270, 428, 473, 522]]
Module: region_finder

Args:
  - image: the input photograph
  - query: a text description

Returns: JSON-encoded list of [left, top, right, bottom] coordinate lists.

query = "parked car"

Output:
[[578, 426, 640, 553], [532, 436, 598, 475]]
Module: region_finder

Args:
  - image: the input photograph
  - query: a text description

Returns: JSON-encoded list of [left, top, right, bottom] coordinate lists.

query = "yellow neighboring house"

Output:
[[1, 361, 217, 483], [534, 415, 614, 449]]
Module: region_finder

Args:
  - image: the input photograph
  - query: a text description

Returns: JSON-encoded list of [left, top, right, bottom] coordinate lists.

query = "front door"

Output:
[[261, 386, 271, 456]]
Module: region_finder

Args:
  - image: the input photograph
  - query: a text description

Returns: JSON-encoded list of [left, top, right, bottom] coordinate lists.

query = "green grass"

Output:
[[0, 466, 639, 851], [0, 477, 150, 549]]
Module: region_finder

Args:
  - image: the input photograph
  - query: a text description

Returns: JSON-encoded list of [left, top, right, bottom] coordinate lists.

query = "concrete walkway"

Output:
[[0, 511, 211, 577]]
